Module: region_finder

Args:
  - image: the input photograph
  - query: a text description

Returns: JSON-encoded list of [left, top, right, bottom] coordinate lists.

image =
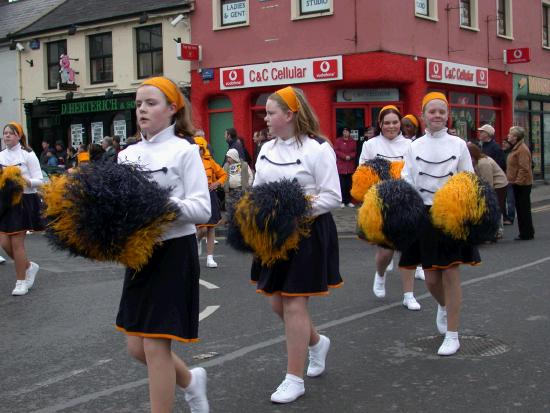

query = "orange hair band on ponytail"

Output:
[[141, 77, 185, 111]]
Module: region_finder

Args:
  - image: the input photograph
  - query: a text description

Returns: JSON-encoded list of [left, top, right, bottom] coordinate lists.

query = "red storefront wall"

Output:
[[191, 52, 513, 153]]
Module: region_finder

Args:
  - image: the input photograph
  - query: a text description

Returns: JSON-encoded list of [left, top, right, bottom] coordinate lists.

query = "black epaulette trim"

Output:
[[309, 135, 325, 145], [0, 163, 22, 167], [419, 188, 436, 194]]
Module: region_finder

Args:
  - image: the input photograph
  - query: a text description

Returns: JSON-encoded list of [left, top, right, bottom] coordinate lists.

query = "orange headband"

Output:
[[8, 122, 23, 137], [403, 114, 419, 128], [422, 92, 448, 110], [275, 86, 299, 112], [378, 105, 400, 121], [141, 77, 185, 111]]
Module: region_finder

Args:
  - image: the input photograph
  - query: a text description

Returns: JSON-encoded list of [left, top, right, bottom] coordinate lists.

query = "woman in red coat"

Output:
[[334, 127, 357, 207]]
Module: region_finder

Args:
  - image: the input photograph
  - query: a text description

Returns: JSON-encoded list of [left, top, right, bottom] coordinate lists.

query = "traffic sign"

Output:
[[503, 48, 530, 64]]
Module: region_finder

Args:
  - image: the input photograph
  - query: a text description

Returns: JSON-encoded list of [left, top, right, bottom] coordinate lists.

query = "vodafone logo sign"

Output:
[[222, 68, 244, 87], [220, 56, 343, 90], [428, 61, 443, 81], [313, 59, 338, 79], [476, 69, 488, 87], [426, 59, 488, 89]]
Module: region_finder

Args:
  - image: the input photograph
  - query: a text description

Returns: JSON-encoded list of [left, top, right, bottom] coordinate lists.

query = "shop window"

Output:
[[47, 40, 67, 90], [543, 2, 550, 48], [479, 94, 500, 107], [136, 25, 163, 79], [497, 0, 513, 38], [213, 0, 249, 30], [450, 92, 475, 106], [515, 99, 529, 111], [448, 92, 501, 141], [89, 33, 113, 84], [415, 0, 438, 21], [291, 0, 333, 20], [459, 0, 478, 30]]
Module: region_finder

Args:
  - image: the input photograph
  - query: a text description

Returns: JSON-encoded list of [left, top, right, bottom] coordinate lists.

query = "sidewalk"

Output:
[[332, 181, 550, 235]]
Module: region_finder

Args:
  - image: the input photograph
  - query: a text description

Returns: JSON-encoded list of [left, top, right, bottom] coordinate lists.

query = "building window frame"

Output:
[[415, 0, 438, 22], [543, 1, 550, 49], [213, 0, 249, 31], [89, 32, 113, 84], [46, 39, 67, 90], [135, 24, 163, 79], [459, 0, 479, 30], [497, 0, 513, 39], [291, 0, 334, 21]]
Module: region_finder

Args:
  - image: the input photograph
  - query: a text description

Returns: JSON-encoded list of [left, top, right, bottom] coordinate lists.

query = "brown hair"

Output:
[[467, 142, 486, 161], [3, 124, 31, 151], [375, 108, 402, 136], [268, 88, 330, 145]]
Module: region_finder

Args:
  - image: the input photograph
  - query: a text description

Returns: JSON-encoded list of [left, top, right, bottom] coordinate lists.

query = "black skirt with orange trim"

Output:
[[0, 193, 44, 234], [251, 213, 343, 296], [399, 210, 481, 270], [115, 234, 200, 343], [197, 190, 221, 228]]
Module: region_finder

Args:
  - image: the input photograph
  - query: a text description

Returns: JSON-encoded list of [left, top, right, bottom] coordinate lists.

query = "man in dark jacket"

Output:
[[101, 136, 117, 162], [477, 124, 506, 171]]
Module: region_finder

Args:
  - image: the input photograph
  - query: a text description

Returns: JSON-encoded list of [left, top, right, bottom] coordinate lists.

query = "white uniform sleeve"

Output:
[[26, 151, 43, 188], [401, 146, 416, 186], [169, 146, 211, 224], [358, 141, 370, 165], [252, 144, 267, 187], [311, 143, 342, 215], [457, 141, 475, 173]]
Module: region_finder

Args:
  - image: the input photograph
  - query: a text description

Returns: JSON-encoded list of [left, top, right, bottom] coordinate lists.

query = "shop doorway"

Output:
[[208, 96, 233, 165], [334, 103, 403, 139]]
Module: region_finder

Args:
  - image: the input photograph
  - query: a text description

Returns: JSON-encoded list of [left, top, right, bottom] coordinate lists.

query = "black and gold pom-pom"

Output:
[[227, 179, 312, 266], [41, 162, 180, 270], [351, 158, 404, 202], [0, 165, 26, 217], [431, 172, 500, 244], [357, 179, 427, 251]]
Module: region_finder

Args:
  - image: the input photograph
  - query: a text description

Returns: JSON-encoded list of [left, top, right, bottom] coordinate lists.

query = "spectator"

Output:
[[46, 150, 58, 166], [334, 127, 356, 207], [501, 139, 515, 225], [253, 128, 269, 163], [54, 141, 67, 167], [467, 142, 508, 240], [88, 143, 105, 162], [223, 148, 253, 213], [113, 135, 122, 153], [101, 136, 117, 162], [506, 126, 534, 241], [477, 124, 506, 171], [356, 126, 375, 166], [39, 140, 53, 166], [66, 146, 77, 169], [225, 127, 246, 160]]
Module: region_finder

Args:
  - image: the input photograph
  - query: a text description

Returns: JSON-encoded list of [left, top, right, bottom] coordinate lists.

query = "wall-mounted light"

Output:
[[68, 25, 77, 35], [65, 92, 74, 100], [26, 59, 34, 67], [105, 88, 114, 98], [139, 12, 148, 24], [15, 42, 25, 52], [170, 14, 185, 26]]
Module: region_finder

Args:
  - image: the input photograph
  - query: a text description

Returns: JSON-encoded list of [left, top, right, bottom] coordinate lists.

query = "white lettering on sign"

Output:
[[222, 0, 247, 25], [301, 0, 330, 14], [220, 55, 343, 90], [426, 58, 488, 89]]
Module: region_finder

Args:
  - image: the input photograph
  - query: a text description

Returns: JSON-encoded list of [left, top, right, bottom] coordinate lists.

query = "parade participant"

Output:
[[195, 136, 227, 267], [358, 106, 421, 309], [506, 126, 534, 241], [401, 114, 423, 140], [0, 122, 42, 296], [116, 77, 211, 413], [334, 127, 356, 208], [253, 86, 342, 404], [401, 92, 479, 356]]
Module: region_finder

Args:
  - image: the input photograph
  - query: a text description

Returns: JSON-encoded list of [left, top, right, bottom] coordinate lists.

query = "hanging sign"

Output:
[[503, 48, 531, 64]]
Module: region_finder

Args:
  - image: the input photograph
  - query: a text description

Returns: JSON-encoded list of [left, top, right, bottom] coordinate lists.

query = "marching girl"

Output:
[[358, 106, 421, 310], [400, 92, 479, 356], [116, 77, 211, 412], [401, 113, 423, 141], [0, 122, 42, 296], [194, 136, 227, 268], [253, 86, 342, 404]]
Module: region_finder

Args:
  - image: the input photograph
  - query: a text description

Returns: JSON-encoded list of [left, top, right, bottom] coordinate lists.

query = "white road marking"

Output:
[[199, 279, 220, 289], [29, 255, 550, 412], [199, 305, 220, 321], [8, 359, 112, 397], [532, 205, 550, 213]]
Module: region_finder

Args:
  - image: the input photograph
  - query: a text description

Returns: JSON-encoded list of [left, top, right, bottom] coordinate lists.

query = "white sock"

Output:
[[184, 371, 196, 391], [438, 304, 447, 312], [445, 331, 458, 340], [285, 373, 304, 384], [404, 292, 414, 300], [207, 254, 214, 260], [375, 272, 385, 280]]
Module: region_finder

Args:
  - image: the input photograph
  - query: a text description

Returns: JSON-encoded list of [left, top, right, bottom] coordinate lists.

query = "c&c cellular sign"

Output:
[[426, 59, 488, 89], [220, 56, 343, 90]]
